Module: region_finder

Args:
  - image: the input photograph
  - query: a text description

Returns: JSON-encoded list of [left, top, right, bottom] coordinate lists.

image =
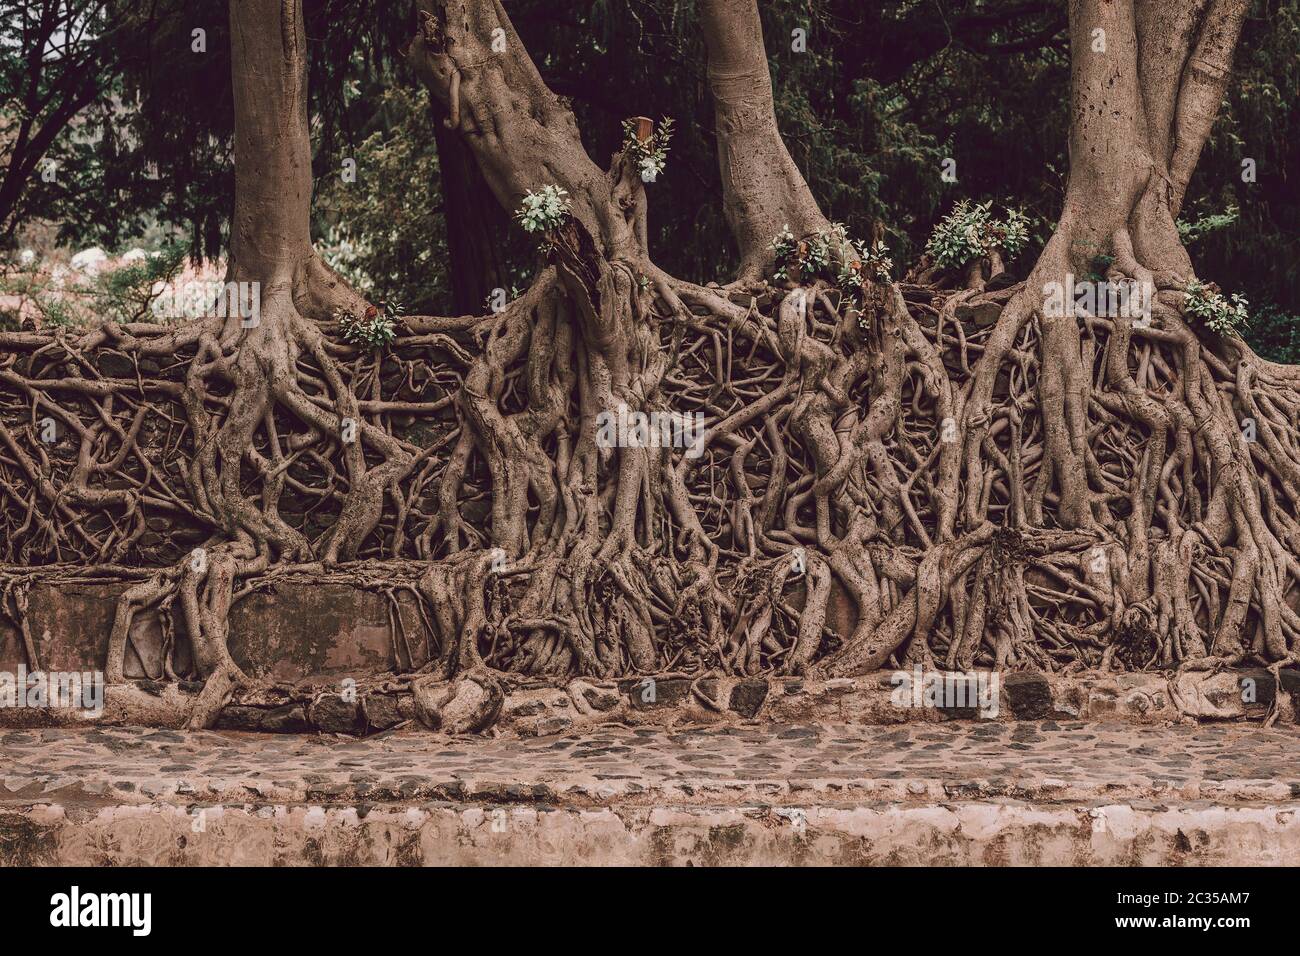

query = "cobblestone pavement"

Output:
[[3, 721, 1299, 809]]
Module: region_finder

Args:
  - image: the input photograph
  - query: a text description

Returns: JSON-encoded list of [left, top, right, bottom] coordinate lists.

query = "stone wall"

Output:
[[1, 574, 1293, 735], [0, 573, 430, 681]]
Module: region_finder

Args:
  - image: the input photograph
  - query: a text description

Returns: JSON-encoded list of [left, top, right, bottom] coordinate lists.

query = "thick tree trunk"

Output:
[[699, 0, 829, 279], [409, 0, 642, 260], [431, 101, 510, 314], [227, 0, 313, 286], [841, 0, 1291, 684], [228, 0, 368, 321]]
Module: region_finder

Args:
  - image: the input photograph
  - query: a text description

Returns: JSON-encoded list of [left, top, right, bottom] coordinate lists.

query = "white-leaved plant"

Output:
[[622, 117, 674, 181], [925, 200, 1029, 271], [515, 185, 572, 234], [1185, 280, 1249, 337]]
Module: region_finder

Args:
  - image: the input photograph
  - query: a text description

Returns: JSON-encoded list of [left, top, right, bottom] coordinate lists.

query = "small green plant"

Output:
[[770, 225, 799, 281], [838, 239, 893, 290], [994, 208, 1029, 258], [622, 117, 674, 181], [38, 296, 77, 328], [771, 222, 885, 287], [338, 300, 401, 349], [1177, 205, 1239, 245], [925, 200, 1029, 271], [1086, 253, 1116, 283], [1184, 280, 1249, 337], [0, 243, 186, 329], [515, 185, 572, 234]]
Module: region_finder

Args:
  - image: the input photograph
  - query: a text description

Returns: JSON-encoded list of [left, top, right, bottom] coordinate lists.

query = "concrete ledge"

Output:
[[0, 666, 1292, 735], [6, 800, 1298, 866], [2, 722, 1298, 865]]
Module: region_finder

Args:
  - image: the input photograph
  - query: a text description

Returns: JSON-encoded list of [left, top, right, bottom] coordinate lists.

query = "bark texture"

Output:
[[699, 0, 830, 278]]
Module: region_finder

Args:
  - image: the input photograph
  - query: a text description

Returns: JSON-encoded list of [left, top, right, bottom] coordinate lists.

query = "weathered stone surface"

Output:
[[728, 679, 769, 718], [215, 703, 310, 734], [937, 674, 983, 719], [308, 694, 363, 734], [9, 801, 1299, 866], [1278, 669, 1300, 722], [582, 686, 622, 711], [1237, 668, 1276, 708], [0, 575, 428, 684], [361, 694, 404, 731], [262, 703, 313, 733], [6, 721, 1297, 807], [620, 677, 691, 710], [535, 715, 573, 736], [228, 583, 425, 680], [1004, 671, 1052, 719], [4, 722, 1299, 865], [506, 699, 546, 718]]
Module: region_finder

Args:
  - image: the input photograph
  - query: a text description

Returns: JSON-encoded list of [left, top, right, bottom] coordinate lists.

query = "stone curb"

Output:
[[0, 667, 1290, 736], [6, 800, 1299, 866]]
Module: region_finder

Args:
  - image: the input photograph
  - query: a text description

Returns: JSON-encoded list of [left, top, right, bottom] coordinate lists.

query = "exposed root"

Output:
[[12, 251, 1299, 704]]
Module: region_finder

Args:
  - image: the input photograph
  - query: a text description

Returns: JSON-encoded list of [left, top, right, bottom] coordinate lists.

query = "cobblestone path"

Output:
[[3, 721, 1298, 809]]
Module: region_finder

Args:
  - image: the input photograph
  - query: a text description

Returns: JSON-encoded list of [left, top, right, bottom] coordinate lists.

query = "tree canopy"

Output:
[[4, 0, 1296, 354]]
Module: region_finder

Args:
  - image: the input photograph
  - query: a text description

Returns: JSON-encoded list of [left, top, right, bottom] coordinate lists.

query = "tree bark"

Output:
[[409, 0, 641, 260], [699, 0, 829, 279], [431, 99, 510, 314], [228, 0, 369, 321]]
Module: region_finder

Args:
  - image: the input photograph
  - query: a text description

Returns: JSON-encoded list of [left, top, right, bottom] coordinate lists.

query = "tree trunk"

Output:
[[98, 0, 413, 726], [823, 0, 1285, 679], [228, 0, 368, 321], [699, 0, 829, 279], [431, 98, 510, 314]]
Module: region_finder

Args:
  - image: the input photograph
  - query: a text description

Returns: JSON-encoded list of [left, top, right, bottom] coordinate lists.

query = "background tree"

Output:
[[0, 0, 133, 244], [8, 1, 1295, 342]]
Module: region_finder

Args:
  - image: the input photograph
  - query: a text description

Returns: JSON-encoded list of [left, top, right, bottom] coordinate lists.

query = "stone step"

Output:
[[8, 799, 1297, 866], [3, 722, 1297, 865]]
